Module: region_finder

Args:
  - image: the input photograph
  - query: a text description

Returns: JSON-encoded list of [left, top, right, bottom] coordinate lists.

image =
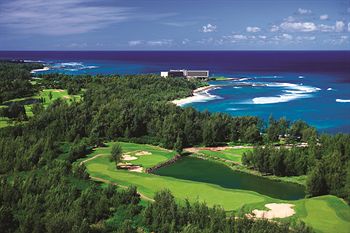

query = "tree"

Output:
[[6, 103, 27, 120], [31, 103, 44, 116], [306, 162, 328, 197], [111, 143, 123, 168], [174, 135, 183, 154], [267, 115, 279, 142]]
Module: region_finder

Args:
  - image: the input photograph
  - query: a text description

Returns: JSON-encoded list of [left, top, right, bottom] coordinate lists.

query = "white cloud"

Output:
[[182, 39, 190, 45], [335, 21, 345, 32], [232, 34, 248, 40], [320, 14, 329, 20], [128, 40, 143, 46], [147, 39, 173, 46], [202, 23, 217, 33], [282, 34, 293, 40], [0, 0, 173, 36], [297, 8, 312, 15], [348, 23, 350, 32], [258, 35, 267, 39], [296, 36, 316, 41], [280, 22, 317, 32], [270, 25, 279, 32], [285, 16, 296, 22], [319, 24, 335, 32], [246, 26, 261, 33]]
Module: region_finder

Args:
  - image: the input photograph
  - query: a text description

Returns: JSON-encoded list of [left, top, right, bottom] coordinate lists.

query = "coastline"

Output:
[[30, 66, 50, 74], [171, 85, 219, 106]]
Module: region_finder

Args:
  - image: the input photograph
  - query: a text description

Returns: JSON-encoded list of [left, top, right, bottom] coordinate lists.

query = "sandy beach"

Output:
[[30, 67, 50, 74], [171, 85, 220, 106]]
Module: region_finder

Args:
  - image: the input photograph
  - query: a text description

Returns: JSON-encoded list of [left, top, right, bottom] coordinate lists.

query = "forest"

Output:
[[0, 61, 348, 232]]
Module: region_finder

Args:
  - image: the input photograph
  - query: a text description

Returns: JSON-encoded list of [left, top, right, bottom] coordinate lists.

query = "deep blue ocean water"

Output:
[[1, 51, 349, 133]]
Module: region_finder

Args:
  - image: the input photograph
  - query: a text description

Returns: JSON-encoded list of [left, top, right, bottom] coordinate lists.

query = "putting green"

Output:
[[297, 196, 350, 233]]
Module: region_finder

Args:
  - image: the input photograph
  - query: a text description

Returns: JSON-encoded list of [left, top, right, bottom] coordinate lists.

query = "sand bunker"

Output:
[[118, 164, 143, 173], [128, 166, 143, 173], [135, 151, 152, 156], [249, 203, 295, 219], [122, 154, 138, 161], [63, 96, 70, 99], [52, 89, 65, 93]]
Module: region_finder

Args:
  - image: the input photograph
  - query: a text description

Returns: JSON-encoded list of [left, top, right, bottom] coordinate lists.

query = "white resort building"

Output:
[[161, 69, 209, 80]]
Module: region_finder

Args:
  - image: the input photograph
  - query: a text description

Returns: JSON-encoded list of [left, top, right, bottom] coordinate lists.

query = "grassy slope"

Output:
[[81, 141, 350, 233], [199, 147, 251, 163]]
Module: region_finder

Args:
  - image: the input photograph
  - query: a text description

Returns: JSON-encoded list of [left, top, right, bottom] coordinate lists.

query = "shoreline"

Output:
[[171, 85, 219, 106], [30, 66, 50, 74]]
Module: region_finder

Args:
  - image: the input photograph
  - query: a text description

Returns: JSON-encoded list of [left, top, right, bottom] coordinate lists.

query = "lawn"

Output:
[[80, 141, 350, 233], [0, 89, 83, 123], [296, 195, 350, 233], [0, 117, 10, 128], [36, 89, 82, 107]]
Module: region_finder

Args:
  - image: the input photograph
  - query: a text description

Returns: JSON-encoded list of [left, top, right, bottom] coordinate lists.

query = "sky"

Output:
[[0, 0, 350, 50]]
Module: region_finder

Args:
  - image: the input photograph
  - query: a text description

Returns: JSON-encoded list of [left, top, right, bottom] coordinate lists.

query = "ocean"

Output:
[[1, 51, 349, 133]]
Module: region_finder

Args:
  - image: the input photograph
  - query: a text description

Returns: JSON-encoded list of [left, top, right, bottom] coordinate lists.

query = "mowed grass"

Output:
[[199, 147, 252, 163], [81, 141, 350, 233], [92, 141, 177, 168], [35, 89, 82, 107], [79, 141, 268, 210], [0, 89, 83, 122], [295, 196, 350, 233], [0, 117, 9, 128]]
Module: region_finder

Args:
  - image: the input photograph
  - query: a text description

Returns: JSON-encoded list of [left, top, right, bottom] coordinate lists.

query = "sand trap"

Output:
[[250, 203, 295, 219], [205, 146, 231, 151], [63, 96, 70, 99], [122, 154, 138, 161], [52, 89, 65, 93], [135, 151, 152, 156], [118, 164, 143, 173], [128, 166, 143, 173]]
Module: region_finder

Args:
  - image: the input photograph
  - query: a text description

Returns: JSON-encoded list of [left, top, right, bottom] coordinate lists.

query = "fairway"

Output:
[[81, 141, 350, 233], [0, 89, 83, 125], [198, 147, 252, 163]]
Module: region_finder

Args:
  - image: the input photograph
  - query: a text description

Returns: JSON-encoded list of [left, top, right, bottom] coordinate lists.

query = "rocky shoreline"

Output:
[[145, 154, 182, 174]]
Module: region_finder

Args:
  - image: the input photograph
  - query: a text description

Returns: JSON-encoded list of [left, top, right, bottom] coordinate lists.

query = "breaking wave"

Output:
[[252, 82, 320, 104], [336, 99, 350, 103]]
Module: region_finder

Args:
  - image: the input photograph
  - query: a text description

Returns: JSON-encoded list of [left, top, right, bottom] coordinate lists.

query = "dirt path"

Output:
[[90, 176, 154, 202], [80, 154, 105, 165], [184, 146, 254, 154]]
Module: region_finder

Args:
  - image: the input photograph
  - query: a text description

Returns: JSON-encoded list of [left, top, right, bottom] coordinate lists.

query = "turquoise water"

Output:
[[1, 51, 349, 133], [154, 156, 305, 200]]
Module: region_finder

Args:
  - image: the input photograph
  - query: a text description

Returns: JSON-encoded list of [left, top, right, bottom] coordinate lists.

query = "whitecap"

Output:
[[251, 82, 320, 104], [298, 76, 304, 79], [327, 88, 333, 91], [227, 108, 244, 111], [336, 99, 350, 103]]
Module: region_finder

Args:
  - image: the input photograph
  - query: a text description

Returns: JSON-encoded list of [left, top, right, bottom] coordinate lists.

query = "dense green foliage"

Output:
[[242, 134, 350, 200], [0, 61, 42, 103], [0, 61, 348, 232], [143, 190, 313, 233], [111, 143, 123, 167]]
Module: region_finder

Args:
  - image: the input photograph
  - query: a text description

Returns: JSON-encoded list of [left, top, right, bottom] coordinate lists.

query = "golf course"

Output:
[[80, 141, 350, 233], [0, 88, 82, 128]]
